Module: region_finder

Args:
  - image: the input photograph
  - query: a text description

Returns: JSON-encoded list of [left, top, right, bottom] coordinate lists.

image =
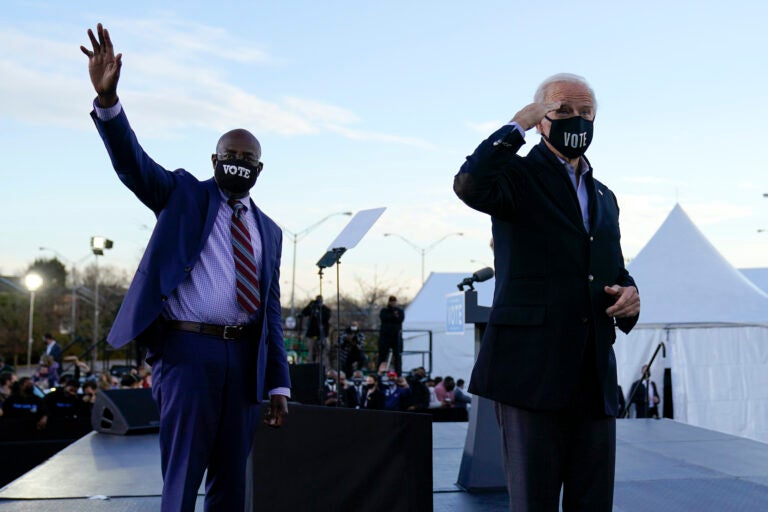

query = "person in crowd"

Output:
[[44, 375, 88, 420], [453, 378, 472, 409], [434, 376, 457, 408], [120, 373, 141, 389], [378, 296, 405, 374], [34, 355, 59, 389], [2, 377, 48, 430], [301, 295, 332, 368], [0, 371, 17, 414], [335, 321, 368, 377], [453, 72, 640, 511], [322, 370, 341, 406], [629, 365, 660, 418], [138, 365, 152, 388], [97, 372, 113, 391], [0, 355, 15, 374], [405, 367, 430, 411], [426, 378, 442, 409], [382, 371, 411, 411], [43, 333, 63, 365], [81, 23, 290, 512], [360, 374, 385, 410], [81, 380, 98, 409], [63, 355, 92, 385], [346, 370, 366, 409]]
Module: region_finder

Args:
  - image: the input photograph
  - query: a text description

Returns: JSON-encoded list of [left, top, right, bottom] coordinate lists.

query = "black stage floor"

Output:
[[2, 419, 768, 511]]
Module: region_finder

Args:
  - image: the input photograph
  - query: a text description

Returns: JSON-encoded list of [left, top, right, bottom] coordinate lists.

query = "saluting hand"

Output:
[[510, 101, 561, 131], [80, 23, 122, 107]]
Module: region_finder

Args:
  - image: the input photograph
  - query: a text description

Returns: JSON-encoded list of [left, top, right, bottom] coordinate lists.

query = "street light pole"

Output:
[[383, 232, 464, 283], [90, 237, 113, 368], [24, 273, 43, 368], [283, 211, 352, 318]]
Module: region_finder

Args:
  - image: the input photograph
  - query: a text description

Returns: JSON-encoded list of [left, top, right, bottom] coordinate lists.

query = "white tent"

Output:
[[740, 267, 768, 294], [402, 272, 494, 381], [616, 204, 768, 442]]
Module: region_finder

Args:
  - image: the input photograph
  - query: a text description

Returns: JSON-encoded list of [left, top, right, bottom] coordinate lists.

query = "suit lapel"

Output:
[[531, 143, 584, 233], [200, 180, 222, 255]]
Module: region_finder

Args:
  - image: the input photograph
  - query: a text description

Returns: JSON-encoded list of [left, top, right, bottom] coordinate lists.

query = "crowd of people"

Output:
[[0, 335, 153, 440], [319, 366, 471, 413]]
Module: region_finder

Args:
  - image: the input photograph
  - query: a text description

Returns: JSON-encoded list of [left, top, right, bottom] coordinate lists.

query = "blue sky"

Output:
[[2, 1, 766, 302]]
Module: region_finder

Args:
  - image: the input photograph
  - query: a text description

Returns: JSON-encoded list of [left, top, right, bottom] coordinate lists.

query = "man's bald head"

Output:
[[215, 129, 261, 161], [211, 128, 264, 199]]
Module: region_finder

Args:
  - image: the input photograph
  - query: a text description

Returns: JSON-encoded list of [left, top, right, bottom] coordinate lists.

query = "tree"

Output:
[[27, 257, 68, 291]]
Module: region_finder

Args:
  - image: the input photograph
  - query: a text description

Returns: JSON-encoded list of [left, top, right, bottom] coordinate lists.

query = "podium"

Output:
[[456, 289, 506, 491]]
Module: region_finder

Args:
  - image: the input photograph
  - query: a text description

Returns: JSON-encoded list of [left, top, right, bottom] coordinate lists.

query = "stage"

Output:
[[2, 419, 768, 511]]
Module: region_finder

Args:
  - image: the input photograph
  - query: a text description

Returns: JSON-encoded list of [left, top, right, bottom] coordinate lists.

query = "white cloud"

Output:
[[0, 19, 432, 147]]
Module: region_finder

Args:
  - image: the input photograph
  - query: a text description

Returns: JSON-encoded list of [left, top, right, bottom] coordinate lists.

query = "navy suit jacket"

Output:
[[454, 125, 638, 415], [91, 108, 290, 402]]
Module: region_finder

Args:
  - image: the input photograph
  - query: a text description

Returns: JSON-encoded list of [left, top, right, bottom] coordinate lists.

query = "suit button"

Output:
[[184, 266, 192, 272], [589, 236, 594, 242], [161, 295, 168, 301], [581, 317, 589, 324], [588, 275, 594, 282]]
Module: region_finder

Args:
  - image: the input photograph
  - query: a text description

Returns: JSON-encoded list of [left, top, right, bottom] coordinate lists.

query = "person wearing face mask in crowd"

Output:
[[382, 371, 412, 411], [360, 374, 385, 410], [81, 24, 290, 512], [454, 73, 640, 512], [2, 377, 48, 432], [334, 321, 368, 378], [346, 370, 366, 408]]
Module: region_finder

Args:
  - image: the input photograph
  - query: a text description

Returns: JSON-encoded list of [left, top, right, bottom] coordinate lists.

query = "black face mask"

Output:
[[214, 158, 260, 197], [543, 115, 593, 159]]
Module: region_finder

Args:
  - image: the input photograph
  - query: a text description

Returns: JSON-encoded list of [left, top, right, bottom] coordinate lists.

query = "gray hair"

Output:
[[534, 73, 597, 110]]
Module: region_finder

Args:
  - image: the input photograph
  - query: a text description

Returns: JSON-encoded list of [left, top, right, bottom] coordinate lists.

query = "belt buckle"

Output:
[[222, 325, 241, 340]]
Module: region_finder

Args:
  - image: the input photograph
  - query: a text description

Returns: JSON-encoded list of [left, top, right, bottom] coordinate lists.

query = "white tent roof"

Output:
[[627, 204, 768, 325], [740, 268, 768, 295], [405, 272, 495, 324]]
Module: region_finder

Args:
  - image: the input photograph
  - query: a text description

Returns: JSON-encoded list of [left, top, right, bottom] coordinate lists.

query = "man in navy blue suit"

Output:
[[455, 74, 640, 511], [81, 23, 291, 512]]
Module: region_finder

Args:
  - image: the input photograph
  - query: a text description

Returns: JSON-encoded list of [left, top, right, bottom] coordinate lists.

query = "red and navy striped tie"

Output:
[[228, 199, 261, 314]]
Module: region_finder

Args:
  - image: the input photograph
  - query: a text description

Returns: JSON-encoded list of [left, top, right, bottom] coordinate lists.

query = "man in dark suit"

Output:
[[378, 295, 405, 374], [454, 73, 640, 511], [43, 333, 62, 365], [81, 24, 290, 512], [629, 365, 660, 418]]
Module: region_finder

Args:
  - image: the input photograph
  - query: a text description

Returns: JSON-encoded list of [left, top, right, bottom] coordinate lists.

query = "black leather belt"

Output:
[[168, 320, 252, 340]]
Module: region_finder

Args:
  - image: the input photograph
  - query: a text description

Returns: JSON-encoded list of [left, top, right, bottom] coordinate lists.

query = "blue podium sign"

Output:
[[446, 292, 465, 334]]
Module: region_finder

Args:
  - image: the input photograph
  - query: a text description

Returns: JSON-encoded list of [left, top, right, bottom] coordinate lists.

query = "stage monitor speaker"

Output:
[[91, 388, 160, 435], [287, 363, 322, 405]]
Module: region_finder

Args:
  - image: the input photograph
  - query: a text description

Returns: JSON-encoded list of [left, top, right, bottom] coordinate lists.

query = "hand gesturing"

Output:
[[80, 23, 122, 107]]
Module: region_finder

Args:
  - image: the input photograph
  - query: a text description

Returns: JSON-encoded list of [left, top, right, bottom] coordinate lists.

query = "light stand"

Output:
[[316, 208, 386, 406], [624, 342, 666, 418]]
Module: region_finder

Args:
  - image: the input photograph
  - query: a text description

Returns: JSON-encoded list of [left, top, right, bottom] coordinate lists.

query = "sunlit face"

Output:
[[537, 81, 595, 141]]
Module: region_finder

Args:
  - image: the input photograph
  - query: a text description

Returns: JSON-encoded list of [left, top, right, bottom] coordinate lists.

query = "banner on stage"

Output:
[[445, 292, 465, 335]]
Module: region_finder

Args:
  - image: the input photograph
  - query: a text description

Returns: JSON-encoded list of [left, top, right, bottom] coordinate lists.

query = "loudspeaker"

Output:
[[91, 388, 160, 435], [287, 363, 322, 405]]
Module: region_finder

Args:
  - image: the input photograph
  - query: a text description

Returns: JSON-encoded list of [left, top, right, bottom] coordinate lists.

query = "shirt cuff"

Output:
[[93, 98, 123, 121], [504, 121, 526, 138], [268, 387, 291, 398]]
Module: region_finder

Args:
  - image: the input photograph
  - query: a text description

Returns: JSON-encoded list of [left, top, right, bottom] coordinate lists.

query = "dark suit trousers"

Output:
[[152, 329, 260, 512], [495, 402, 615, 511], [494, 333, 615, 512]]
